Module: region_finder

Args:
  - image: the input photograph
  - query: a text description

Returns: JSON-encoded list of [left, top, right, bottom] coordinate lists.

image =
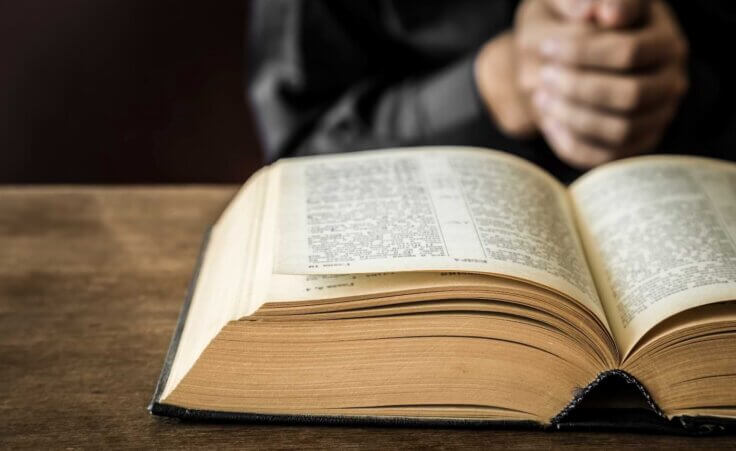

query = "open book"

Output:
[[150, 147, 736, 432]]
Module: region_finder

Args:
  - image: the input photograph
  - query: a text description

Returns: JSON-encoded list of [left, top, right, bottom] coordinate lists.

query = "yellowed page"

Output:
[[570, 155, 736, 357], [161, 167, 269, 400], [236, 164, 281, 317], [273, 146, 604, 321], [267, 271, 515, 303]]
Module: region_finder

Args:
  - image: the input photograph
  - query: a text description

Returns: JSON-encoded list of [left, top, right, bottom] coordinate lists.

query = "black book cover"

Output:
[[149, 228, 736, 435]]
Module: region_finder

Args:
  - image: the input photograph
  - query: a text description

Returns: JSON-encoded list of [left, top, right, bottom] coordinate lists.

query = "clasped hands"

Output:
[[476, 0, 688, 169]]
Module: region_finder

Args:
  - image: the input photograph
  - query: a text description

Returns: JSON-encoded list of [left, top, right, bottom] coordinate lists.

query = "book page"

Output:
[[235, 164, 281, 318], [161, 168, 269, 400], [274, 147, 604, 320], [266, 271, 525, 304], [571, 156, 736, 356]]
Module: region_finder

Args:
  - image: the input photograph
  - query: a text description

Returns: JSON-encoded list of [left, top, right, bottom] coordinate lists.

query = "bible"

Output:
[[149, 147, 736, 433]]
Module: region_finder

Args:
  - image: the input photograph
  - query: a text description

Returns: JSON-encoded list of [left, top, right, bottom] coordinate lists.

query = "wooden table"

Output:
[[2, 186, 735, 448]]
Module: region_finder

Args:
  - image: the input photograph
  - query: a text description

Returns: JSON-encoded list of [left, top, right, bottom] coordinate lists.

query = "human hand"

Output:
[[474, 32, 537, 138], [515, 0, 688, 169]]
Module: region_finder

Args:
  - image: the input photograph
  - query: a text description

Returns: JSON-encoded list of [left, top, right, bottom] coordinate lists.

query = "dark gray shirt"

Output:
[[248, 0, 736, 182]]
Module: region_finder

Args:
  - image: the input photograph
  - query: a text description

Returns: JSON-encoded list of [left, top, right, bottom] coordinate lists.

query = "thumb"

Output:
[[545, 0, 597, 21]]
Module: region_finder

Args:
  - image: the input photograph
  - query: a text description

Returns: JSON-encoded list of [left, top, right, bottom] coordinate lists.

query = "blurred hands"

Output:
[[514, 0, 688, 168]]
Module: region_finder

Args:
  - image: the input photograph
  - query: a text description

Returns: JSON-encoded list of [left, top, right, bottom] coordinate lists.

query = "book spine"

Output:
[[148, 226, 213, 410], [551, 369, 665, 425]]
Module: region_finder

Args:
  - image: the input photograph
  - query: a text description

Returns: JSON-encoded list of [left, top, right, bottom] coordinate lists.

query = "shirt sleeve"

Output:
[[247, 0, 533, 163]]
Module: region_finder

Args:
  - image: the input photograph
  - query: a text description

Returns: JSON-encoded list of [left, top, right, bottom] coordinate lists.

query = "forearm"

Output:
[[284, 55, 487, 157], [248, 0, 551, 166]]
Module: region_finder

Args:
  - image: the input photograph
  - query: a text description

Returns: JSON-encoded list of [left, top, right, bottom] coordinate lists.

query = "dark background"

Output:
[[1, 0, 261, 183]]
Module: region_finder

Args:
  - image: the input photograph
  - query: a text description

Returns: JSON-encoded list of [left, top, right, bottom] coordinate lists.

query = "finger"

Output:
[[539, 63, 687, 111], [516, 0, 594, 54], [538, 0, 687, 70], [595, 0, 647, 28], [545, 0, 646, 27], [545, 0, 597, 21], [533, 90, 678, 145], [540, 117, 617, 168], [540, 118, 662, 168]]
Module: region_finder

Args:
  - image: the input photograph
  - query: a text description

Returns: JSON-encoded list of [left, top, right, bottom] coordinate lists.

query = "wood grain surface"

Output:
[[2, 186, 735, 448]]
